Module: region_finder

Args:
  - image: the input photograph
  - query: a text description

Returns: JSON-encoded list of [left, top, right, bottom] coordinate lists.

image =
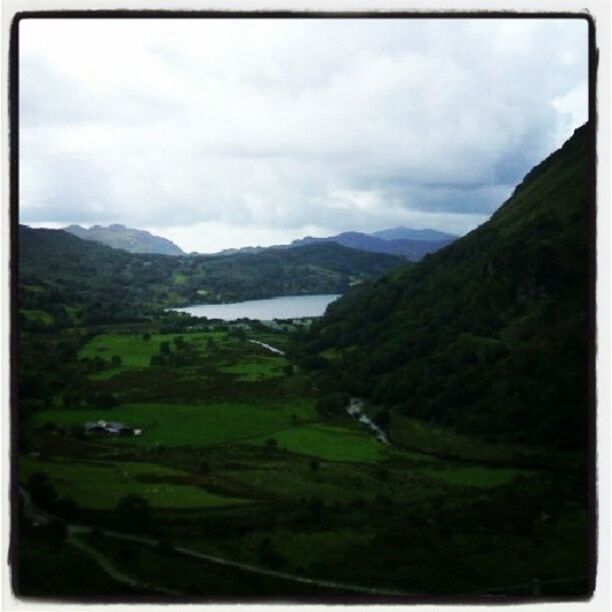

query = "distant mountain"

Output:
[[64, 224, 185, 256], [291, 230, 455, 261], [302, 123, 591, 450], [370, 227, 458, 242], [19, 225, 405, 326]]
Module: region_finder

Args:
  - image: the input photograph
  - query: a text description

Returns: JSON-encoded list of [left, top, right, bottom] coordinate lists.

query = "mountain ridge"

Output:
[[64, 223, 185, 256], [291, 230, 455, 260], [300, 123, 592, 450]]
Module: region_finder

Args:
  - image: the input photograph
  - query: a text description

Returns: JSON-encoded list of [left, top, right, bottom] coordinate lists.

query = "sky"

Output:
[[19, 18, 589, 253]]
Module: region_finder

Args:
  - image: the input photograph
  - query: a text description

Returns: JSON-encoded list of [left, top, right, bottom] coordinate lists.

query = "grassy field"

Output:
[[21, 456, 249, 509], [31, 400, 318, 449], [219, 355, 287, 381], [21, 309, 54, 325], [386, 412, 550, 467], [248, 424, 387, 463], [414, 465, 533, 488], [79, 332, 226, 368], [19, 325, 585, 598]]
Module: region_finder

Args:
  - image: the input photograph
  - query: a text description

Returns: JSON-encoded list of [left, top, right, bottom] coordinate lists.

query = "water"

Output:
[[347, 398, 390, 445], [172, 294, 341, 321]]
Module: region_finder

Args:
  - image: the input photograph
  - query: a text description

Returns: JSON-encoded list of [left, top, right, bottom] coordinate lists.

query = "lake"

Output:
[[172, 294, 341, 321]]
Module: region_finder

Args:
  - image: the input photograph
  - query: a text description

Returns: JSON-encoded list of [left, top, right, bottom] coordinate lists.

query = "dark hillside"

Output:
[[302, 123, 592, 450]]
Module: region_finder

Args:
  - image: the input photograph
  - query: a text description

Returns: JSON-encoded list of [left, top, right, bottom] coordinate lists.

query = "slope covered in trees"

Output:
[[18, 226, 405, 326], [301, 124, 592, 450]]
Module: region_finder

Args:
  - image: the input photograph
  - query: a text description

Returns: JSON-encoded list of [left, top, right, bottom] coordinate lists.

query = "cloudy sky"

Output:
[[20, 18, 588, 253]]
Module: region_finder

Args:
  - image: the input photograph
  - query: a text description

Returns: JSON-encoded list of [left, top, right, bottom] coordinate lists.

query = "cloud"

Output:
[[19, 18, 589, 250]]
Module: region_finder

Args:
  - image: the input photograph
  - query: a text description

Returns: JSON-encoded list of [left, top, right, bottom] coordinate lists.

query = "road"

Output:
[[20, 487, 412, 598]]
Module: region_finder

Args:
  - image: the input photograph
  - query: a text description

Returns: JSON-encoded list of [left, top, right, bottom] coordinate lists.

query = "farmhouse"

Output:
[[84, 420, 142, 436]]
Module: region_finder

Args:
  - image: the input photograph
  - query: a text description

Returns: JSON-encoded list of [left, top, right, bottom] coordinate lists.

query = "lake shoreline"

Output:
[[170, 293, 341, 321]]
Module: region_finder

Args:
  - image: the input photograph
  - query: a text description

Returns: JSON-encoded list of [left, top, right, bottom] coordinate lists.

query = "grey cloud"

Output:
[[19, 18, 588, 250]]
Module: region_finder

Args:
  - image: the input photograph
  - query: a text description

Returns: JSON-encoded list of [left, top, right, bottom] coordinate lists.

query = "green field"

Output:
[[79, 332, 226, 368], [21, 457, 249, 509], [414, 465, 533, 488], [248, 424, 387, 462], [21, 309, 54, 325], [31, 400, 318, 448], [219, 355, 287, 381]]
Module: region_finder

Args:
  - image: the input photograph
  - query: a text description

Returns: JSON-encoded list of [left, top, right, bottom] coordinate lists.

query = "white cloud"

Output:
[[19, 18, 589, 251]]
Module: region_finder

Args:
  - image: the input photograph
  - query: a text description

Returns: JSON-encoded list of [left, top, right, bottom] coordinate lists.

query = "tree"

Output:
[[265, 438, 278, 450], [70, 424, 85, 440], [111, 355, 123, 366], [173, 336, 186, 350], [374, 409, 391, 429], [315, 392, 350, 418], [159, 341, 171, 355], [55, 495, 80, 521], [27, 471, 57, 512], [115, 494, 150, 533]]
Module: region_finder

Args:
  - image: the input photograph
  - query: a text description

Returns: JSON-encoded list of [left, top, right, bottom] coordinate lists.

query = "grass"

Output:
[[219, 356, 287, 381], [79, 332, 226, 368], [388, 413, 547, 466], [21, 309, 54, 325], [20, 456, 250, 509], [248, 424, 387, 462], [30, 400, 318, 448], [415, 465, 534, 488], [172, 271, 188, 285], [17, 533, 152, 597]]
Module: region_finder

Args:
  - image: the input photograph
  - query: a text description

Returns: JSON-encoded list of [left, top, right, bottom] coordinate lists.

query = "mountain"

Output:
[[370, 227, 458, 242], [301, 123, 591, 450], [291, 230, 455, 260], [63, 224, 185, 256], [19, 226, 405, 326]]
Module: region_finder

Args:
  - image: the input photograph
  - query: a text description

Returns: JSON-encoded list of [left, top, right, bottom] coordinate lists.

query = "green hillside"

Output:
[[18, 227, 405, 327], [300, 123, 592, 450]]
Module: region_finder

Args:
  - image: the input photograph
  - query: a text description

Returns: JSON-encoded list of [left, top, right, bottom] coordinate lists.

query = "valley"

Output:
[[15, 124, 593, 600]]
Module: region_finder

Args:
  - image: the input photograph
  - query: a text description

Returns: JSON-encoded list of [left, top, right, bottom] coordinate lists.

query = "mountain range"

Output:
[[64, 224, 185, 256], [291, 229, 456, 260]]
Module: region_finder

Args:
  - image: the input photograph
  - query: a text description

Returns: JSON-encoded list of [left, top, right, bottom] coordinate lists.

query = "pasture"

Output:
[[79, 332, 227, 368], [248, 424, 387, 463], [31, 399, 318, 449], [20, 457, 250, 509]]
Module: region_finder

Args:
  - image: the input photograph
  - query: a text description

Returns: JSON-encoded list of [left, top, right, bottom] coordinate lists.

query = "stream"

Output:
[[251, 340, 390, 447], [347, 398, 390, 445], [248, 339, 286, 355]]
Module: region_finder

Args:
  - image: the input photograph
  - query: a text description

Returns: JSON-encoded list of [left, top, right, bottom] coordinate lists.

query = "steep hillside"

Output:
[[291, 230, 454, 260], [64, 224, 185, 255], [301, 123, 592, 450]]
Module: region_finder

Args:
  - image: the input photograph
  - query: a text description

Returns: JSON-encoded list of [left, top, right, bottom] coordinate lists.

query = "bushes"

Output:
[[315, 392, 350, 419], [114, 494, 151, 533]]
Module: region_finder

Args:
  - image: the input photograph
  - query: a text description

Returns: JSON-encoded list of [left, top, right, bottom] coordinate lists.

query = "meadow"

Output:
[[19, 323, 585, 598]]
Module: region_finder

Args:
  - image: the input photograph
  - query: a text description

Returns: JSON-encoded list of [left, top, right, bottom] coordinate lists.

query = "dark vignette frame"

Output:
[[7, 9, 599, 606]]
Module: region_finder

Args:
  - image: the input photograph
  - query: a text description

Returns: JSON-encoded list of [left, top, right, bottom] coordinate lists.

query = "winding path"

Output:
[[20, 488, 411, 598]]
